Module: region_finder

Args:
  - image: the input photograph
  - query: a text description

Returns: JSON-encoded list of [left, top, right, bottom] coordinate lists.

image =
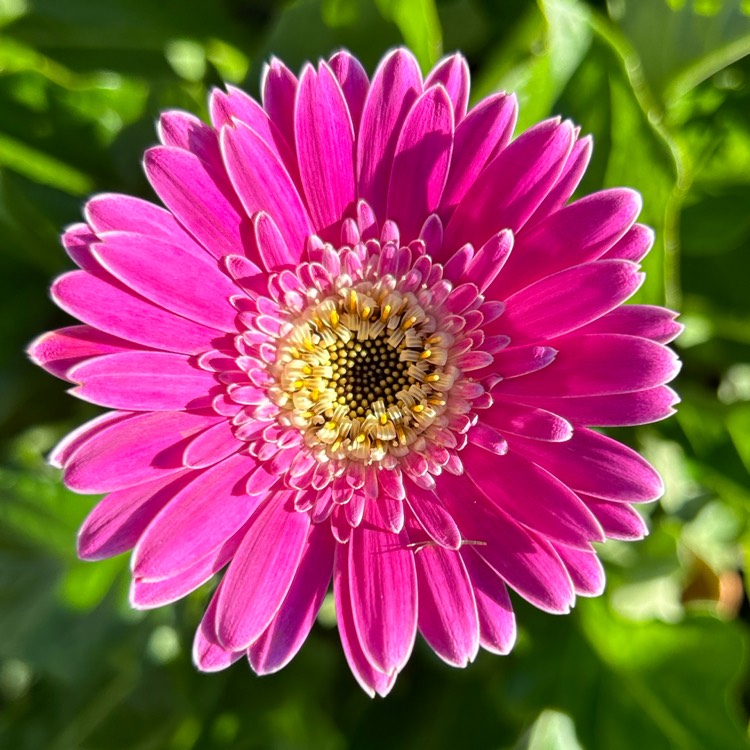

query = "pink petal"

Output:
[[295, 63, 355, 238], [519, 386, 679, 427], [220, 121, 312, 259], [334, 545, 396, 697], [415, 545, 479, 667], [51, 271, 223, 355], [496, 189, 643, 295], [511, 427, 664, 502], [209, 84, 299, 184], [216, 494, 310, 650], [68, 351, 217, 411], [49, 411, 130, 469], [182, 419, 242, 469], [27, 325, 140, 381], [405, 483, 462, 550], [425, 54, 470, 121], [193, 585, 244, 672], [496, 334, 681, 398], [386, 85, 454, 243], [261, 57, 298, 155], [131, 451, 259, 579], [578, 305, 683, 344], [462, 229, 514, 292], [439, 93, 518, 221], [483, 400, 573, 441], [463, 445, 605, 548], [356, 48, 422, 221], [553, 543, 605, 597], [602, 223, 654, 262], [144, 146, 248, 260], [583, 496, 649, 540], [131, 519, 247, 608], [157, 110, 217, 161], [529, 135, 593, 222], [77, 470, 191, 560], [253, 211, 295, 271], [93, 232, 240, 331], [85, 193, 206, 257], [248, 522, 335, 674], [491, 344, 557, 379], [348, 522, 417, 675], [445, 118, 574, 251], [328, 50, 369, 132], [64, 411, 221, 492], [498, 260, 644, 342], [461, 548, 517, 655], [439, 471, 575, 613]]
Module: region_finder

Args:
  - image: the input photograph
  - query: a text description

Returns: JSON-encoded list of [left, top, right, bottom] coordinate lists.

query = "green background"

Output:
[[1, 0, 749, 747]]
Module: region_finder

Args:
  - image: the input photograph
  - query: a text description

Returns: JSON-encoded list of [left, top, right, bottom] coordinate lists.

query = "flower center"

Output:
[[270, 282, 457, 464]]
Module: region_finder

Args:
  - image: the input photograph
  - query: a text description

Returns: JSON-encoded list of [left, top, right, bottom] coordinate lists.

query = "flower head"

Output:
[[29, 48, 681, 696]]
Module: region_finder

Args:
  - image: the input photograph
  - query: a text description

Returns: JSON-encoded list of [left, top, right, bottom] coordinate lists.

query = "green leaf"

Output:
[[374, 0, 442, 70], [513, 710, 584, 750]]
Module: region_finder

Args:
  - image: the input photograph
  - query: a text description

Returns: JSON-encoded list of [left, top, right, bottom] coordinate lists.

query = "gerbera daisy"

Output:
[[29, 48, 681, 696]]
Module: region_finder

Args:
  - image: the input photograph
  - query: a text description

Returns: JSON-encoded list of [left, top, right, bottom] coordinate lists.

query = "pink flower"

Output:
[[29, 48, 681, 696]]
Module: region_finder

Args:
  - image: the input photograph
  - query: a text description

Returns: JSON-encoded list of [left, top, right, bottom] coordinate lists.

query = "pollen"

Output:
[[271, 283, 457, 464]]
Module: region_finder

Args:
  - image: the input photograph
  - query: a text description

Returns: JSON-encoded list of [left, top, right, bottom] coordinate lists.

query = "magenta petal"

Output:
[[530, 135, 593, 222], [415, 545, 479, 667], [77, 470, 190, 560], [349, 522, 417, 675], [498, 260, 644, 342], [492, 344, 557, 379], [158, 110, 217, 161], [553, 543, 605, 597], [521, 386, 679, 427], [440, 93, 518, 220], [93, 232, 240, 331], [357, 48, 422, 221], [461, 548, 517, 655], [261, 57, 298, 155], [496, 189, 643, 295], [462, 229, 513, 292], [497, 334, 681, 398], [216, 495, 310, 650], [483, 400, 573, 442], [85, 193, 206, 257], [511, 427, 664, 502], [463, 445, 604, 548], [64, 411, 220, 492], [295, 63, 355, 238], [439, 472, 575, 613], [328, 51, 369, 133], [68, 351, 217, 411], [249, 522, 335, 675], [405, 482, 462, 550], [27, 325, 139, 381], [425, 54, 470, 121], [445, 118, 574, 251], [253, 211, 295, 270], [583, 496, 649, 540], [131, 521, 244, 608], [144, 146, 247, 260], [51, 271, 222, 355], [132, 452, 259, 579], [579, 305, 683, 344], [334, 546, 396, 697], [49, 411, 130, 469], [602, 223, 654, 262], [209, 85, 299, 183], [193, 586, 244, 672], [221, 121, 312, 259], [386, 85, 454, 242], [182, 419, 241, 469]]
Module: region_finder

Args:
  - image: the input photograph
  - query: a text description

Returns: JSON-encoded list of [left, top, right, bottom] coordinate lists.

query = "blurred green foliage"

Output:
[[1, 0, 749, 748]]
